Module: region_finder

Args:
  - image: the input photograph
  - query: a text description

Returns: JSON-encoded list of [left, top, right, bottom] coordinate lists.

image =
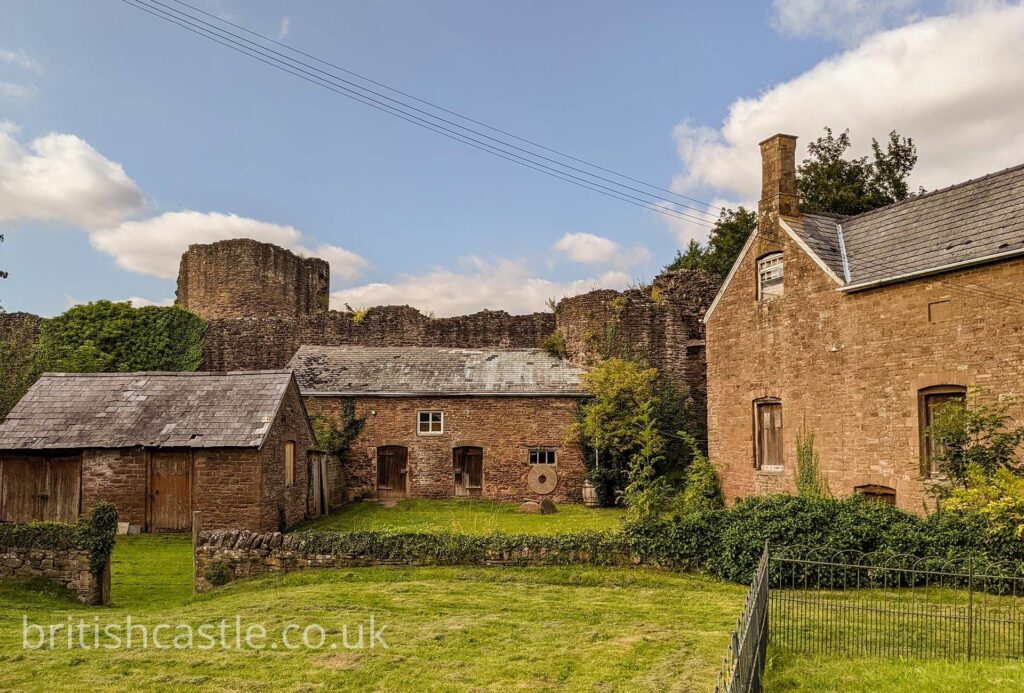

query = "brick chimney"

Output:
[[758, 134, 799, 218]]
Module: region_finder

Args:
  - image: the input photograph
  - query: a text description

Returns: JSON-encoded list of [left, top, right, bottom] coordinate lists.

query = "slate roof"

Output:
[[783, 163, 1024, 290], [288, 346, 587, 396], [0, 371, 295, 451]]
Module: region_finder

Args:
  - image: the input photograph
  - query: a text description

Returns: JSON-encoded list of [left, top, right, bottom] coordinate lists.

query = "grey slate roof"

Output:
[[783, 163, 1024, 290], [783, 213, 846, 280], [0, 371, 295, 451], [288, 346, 586, 396]]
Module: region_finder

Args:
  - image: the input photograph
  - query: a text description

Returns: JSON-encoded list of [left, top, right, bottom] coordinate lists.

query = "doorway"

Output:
[[453, 446, 483, 497], [149, 452, 192, 532], [376, 446, 408, 499]]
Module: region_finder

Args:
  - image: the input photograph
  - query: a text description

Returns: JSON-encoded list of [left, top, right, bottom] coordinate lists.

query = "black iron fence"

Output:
[[714, 544, 769, 693], [768, 547, 1024, 661], [712, 546, 1024, 691]]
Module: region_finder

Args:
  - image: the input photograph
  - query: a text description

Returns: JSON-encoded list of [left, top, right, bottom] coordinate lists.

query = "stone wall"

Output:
[[194, 529, 635, 592], [82, 449, 147, 527], [0, 546, 108, 605], [706, 216, 1024, 513], [256, 379, 319, 530], [305, 395, 585, 503]]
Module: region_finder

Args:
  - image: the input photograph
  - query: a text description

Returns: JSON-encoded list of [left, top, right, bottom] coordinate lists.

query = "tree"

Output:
[[927, 388, 1024, 493], [666, 207, 757, 277], [797, 127, 918, 216]]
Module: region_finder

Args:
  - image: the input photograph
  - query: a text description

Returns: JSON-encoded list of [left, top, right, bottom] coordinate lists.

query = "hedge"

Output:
[[0, 502, 118, 578]]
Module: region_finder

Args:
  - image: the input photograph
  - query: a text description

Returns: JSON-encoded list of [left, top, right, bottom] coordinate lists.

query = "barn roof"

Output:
[[0, 371, 296, 451], [288, 346, 587, 396], [783, 162, 1024, 291]]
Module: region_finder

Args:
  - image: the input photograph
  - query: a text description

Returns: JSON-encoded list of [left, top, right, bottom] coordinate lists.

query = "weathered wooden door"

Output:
[[150, 453, 192, 532], [453, 447, 483, 497], [308, 452, 329, 517], [376, 446, 408, 499], [0, 457, 81, 524], [755, 401, 783, 469]]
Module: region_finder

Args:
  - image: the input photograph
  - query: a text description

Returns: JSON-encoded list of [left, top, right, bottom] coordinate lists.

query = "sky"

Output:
[[1, 0, 1023, 317]]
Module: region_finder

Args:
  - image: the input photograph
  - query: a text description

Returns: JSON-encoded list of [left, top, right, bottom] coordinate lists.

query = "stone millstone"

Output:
[[519, 501, 542, 514]]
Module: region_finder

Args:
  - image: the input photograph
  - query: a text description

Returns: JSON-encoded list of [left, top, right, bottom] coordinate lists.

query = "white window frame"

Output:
[[528, 448, 557, 465], [417, 410, 444, 436], [757, 253, 784, 300]]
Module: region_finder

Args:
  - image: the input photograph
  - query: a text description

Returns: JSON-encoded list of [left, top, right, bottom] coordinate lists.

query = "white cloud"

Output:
[[772, 0, 923, 43], [0, 125, 146, 230], [673, 2, 1024, 207], [0, 82, 36, 103], [91, 211, 368, 281], [0, 49, 42, 72], [331, 257, 630, 316], [277, 17, 291, 39], [124, 296, 174, 307], [553, 232, 652, 268]]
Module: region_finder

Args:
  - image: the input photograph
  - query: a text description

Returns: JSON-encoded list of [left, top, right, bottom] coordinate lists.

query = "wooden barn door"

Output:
[[149, 452, 192, 532], [0, 457, 81, 524], [376, 446, 408, 499], [453, 447, 483, 497], [308, 452, 329, 517]]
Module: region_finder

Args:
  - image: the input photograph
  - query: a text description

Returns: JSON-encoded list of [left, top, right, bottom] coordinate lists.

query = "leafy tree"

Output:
[[927, 388, 1024, 493], [945, 466, 1024, 542], [0, 315, 40, 418], [797, 127, 918, 216], [35, 300, 205, 373], [573, 358, 662, 505], [666, 207, 757, 277], [621, 396, 669, 522]]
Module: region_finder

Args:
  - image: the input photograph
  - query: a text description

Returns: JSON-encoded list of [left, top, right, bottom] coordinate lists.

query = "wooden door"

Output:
[[44, 459, 82, 524], [0, 457, 81, 524], [453, 447, 483, 497], [150, 453, 192, 532], [309, 452, 329, 517], [376, 446, 408, 499], [755, 402, 783, 469]]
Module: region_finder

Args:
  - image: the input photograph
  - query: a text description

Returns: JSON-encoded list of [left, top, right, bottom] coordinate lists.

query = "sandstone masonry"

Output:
[[0, 547, 108, 605]]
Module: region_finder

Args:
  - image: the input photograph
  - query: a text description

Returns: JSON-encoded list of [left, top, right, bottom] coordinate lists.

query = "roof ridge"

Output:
[[839, 160, 1024, 223]]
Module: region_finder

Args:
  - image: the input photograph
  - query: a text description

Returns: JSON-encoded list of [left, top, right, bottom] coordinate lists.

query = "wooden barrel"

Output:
[[582, 480, 600, 508]]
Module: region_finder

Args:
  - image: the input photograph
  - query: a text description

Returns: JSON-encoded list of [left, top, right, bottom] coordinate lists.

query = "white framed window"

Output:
[[528, 448, 556, 465], [757, 253, 784, 299], [417, 410, 444, 435]]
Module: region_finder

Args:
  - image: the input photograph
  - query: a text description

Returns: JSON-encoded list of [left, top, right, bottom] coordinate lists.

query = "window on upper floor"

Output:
[[417, 410, 444, 435], [757, 253, 784, 300]]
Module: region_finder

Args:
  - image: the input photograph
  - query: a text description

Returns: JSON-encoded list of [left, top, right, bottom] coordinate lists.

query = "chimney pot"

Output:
[[759, 134, 799, 218]]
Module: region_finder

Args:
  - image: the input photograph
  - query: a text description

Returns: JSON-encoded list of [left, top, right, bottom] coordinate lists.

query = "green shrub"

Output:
[[672, 432, 723, 517], [0, 501, 118, 579], [541, 331, 567, 359], [203, 562, 233, 587], [795, 426, 831, 498]]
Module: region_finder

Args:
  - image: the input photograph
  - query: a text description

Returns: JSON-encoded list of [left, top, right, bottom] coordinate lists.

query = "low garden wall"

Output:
[[195, 529, 638, 591], [0, 502, 118, 605]]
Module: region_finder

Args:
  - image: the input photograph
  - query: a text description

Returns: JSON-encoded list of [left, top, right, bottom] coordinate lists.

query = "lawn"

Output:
[[296, 498, 625, 535], [0, 534, 743, 692]]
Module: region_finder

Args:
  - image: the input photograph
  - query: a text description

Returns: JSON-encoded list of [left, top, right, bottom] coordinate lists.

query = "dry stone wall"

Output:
[[0, 546, 107, 605]]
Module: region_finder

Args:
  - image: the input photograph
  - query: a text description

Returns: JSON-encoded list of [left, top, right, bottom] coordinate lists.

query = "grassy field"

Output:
[[0, 534, 744, 692], [296, 498, 625, 535]]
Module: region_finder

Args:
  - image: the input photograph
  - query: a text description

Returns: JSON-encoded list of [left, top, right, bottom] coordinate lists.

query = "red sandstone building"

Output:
[[0, 371, 321, 531], [706, 133, 1024, 511], [288, 345, 588, 503]]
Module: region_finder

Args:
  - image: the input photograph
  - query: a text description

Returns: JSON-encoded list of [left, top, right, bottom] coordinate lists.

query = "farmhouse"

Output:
[[0, 371, 321, 532], [706, 133, 1024, 511], [288, 345, 588, 503]]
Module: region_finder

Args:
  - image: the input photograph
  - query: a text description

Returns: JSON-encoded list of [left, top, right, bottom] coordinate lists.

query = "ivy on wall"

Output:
[[0, 301, 206, 418], [0, 502, 118, 578]]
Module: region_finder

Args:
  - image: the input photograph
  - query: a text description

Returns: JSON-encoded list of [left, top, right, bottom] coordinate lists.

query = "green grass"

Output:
[[296, 499, 625, 535], [765, 650, 1024, 691], [0, 534, 743, 692]]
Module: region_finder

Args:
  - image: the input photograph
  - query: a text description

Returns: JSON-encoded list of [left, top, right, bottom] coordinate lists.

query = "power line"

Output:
[[164, 0, 724, 215], [121, 0, 720, 228]]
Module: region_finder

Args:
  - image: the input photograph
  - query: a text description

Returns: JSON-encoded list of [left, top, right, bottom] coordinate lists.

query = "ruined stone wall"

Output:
[[0, 546, 107, 604], [305, 395, 585, 503], [176, 239, 330, 321]]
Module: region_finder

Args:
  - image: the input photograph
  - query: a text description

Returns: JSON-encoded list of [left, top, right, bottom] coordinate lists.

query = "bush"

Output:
[[204, 562, 233, 587], [671, 433, 723, 517], [541, 331, 567, 359]]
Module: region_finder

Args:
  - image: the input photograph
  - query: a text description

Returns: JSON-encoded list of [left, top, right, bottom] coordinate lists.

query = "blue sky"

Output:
[[1, 0, 1022, 316]]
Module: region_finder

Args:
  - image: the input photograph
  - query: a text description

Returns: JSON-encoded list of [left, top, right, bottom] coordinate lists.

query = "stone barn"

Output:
[[289, 345, 588, 503], [0, 371, 321, 532]]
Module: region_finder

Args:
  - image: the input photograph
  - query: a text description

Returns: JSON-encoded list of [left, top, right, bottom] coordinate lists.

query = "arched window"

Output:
[[757, 252, 784, 300], [918, 385, 967, 477], [855, 484, 896, 506]]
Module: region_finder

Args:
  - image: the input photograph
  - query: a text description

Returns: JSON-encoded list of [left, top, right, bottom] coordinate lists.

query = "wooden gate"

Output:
[[453, 446, 483, 497], [309, 452, 330, 517], [0, 457, 81, 524], [149, 452, 192, 532], [376, 446, 408, 499]]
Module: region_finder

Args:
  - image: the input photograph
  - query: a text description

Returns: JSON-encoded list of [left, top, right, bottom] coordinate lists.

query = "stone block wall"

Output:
[[256, 379, 318, 530], [0, 547, 108, 605], [82, 449, 147, 527], [194, 529, 635, 592], [305, 395, 585, 503]]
